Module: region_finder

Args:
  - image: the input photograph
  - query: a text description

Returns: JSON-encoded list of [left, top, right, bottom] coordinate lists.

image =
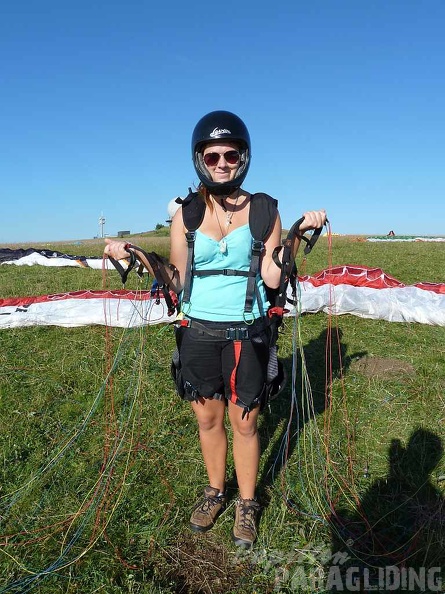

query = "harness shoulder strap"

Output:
[[179, 190, 206, 305], [248, 193, 278, 242], [180, 190, 206, 232], [244, 193, 278, 314]]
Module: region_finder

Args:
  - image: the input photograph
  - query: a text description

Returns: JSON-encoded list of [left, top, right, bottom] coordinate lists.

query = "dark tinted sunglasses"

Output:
[[203, 150, 240, 167]]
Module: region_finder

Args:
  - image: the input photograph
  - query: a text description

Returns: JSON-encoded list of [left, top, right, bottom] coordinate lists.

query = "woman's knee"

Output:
[[192, 400, 225, 432], [234, 422, 258, 439], [197, 415, 224, 433], [229, 406, 259, 438]]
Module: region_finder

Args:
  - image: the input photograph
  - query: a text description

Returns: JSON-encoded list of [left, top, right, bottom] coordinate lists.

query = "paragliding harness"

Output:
[[108, 190, 322, 415], [172, 190, 323, 413]]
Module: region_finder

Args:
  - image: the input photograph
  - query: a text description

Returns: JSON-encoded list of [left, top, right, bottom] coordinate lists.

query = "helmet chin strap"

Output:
[[214, 188, 241, 211]]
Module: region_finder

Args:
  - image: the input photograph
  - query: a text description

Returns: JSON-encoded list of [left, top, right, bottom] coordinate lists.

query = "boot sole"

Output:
[[189, 521, 214, 533], [232, 533, 255, 548]]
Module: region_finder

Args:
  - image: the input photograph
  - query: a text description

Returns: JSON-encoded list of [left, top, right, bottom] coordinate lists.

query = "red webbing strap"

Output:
[[229, 340, 243, 405]]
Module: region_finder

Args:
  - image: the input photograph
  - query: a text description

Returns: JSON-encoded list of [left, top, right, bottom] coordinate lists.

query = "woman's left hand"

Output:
[[300, 209, 327, 232]]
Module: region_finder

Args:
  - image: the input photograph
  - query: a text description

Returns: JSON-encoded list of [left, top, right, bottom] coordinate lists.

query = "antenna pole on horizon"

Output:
[[99, 213, 106, 238]]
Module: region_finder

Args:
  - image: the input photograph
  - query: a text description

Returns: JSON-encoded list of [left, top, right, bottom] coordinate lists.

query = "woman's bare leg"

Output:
[[191, 398, 227, 492], [227, 403, 260, 499]]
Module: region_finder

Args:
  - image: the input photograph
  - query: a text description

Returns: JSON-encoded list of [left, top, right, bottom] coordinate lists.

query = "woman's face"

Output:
[[202, 142, 240, 183]]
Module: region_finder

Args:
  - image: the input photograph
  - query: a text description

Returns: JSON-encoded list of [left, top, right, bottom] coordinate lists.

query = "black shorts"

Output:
[[174, 318, 270, 411]]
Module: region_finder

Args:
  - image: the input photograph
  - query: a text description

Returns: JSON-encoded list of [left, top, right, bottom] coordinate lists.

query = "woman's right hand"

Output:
[[104, 238, 131, 260]]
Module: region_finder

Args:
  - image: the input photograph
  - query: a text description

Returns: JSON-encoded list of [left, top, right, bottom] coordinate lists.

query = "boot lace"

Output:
[[238, 499, 259, 529], [196, 494, 223, 515]]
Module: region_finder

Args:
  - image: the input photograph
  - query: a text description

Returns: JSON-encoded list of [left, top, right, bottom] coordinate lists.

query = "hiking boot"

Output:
[[190, 486, 226, 532], [232, 498, 261, 548]]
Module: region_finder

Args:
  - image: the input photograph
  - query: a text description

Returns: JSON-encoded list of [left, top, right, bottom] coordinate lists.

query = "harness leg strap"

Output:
[[229, 340, 243, 406]]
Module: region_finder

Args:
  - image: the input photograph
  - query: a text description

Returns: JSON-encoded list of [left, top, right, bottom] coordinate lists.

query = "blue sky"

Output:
[[1, 0, 444, 244]]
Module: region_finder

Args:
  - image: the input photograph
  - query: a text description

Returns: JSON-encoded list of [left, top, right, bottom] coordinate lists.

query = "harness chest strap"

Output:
[[193, 269, 255, 278]]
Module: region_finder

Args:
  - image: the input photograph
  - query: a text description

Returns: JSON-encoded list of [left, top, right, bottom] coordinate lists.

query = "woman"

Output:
[[105, 110, 326, 548]]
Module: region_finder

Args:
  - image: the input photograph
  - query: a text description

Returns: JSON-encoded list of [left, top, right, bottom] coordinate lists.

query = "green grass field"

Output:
[[0, 236, 444, 593]]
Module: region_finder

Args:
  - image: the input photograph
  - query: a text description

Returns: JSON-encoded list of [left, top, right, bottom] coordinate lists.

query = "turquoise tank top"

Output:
[[182, 224, 269, 322]]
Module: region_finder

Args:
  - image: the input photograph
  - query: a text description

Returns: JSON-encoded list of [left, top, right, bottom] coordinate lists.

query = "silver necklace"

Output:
[[213, 192, 241, 253], [223, 197, 239, 226]]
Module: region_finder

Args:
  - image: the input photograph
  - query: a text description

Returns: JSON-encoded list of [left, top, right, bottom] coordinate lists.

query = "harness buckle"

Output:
[[251, 239, 264, 253], [176, 318, 191, 328], [225, 327, 249, 340], [185, 231, 196, 245], [268, 306, 287, 318]]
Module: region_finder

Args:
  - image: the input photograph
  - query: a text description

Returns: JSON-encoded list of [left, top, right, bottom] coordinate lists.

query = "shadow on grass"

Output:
[[255, 326, 367, 509], [328, 427, 445, 592]]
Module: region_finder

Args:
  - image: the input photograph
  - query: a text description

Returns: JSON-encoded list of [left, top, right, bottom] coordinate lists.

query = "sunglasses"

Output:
[[203, 150, 240, 167]]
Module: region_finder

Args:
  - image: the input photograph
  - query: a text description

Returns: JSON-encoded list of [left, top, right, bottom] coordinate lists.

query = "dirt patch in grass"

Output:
[[350, 356, 416, 379], [162, 531, 271, 594]]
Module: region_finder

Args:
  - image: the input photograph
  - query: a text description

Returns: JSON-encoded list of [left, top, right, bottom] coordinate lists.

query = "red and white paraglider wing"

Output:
[[293, 265, 445, 326], [1, 258, 444, 328], [0, 290, 172, 329]]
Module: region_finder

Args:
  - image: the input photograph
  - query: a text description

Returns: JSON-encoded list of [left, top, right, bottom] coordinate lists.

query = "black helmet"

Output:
[[191, 110, 251, 196]]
